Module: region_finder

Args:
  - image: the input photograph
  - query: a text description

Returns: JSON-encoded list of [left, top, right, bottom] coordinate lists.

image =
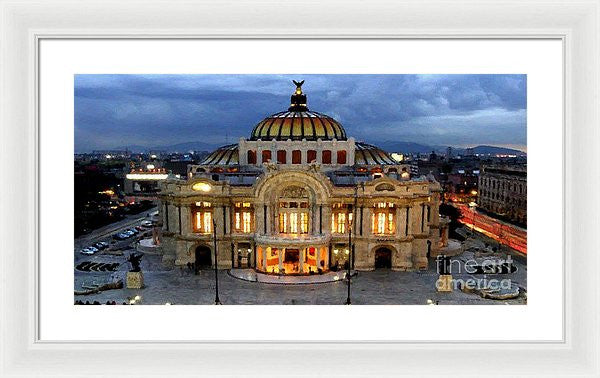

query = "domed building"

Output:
[[158, 81, 449, 274]]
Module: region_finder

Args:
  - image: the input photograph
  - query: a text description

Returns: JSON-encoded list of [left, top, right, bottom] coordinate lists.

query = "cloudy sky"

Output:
[[74, 74, 526, 152]]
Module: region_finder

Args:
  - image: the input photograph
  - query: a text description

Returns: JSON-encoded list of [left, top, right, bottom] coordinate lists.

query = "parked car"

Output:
[[79, 248, 94, 255], [128, 228, 139, 234], [93, 242, 107, 250], [87, 246, 99, 253], [141, 221, 153, 228], [135, 226, 144, 231], [113, 233, 128, 240]]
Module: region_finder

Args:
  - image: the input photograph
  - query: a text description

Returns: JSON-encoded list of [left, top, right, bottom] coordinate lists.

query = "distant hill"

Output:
[[106, 140, 525, 156], [470, 145, 526, 156], [113, 141, 219, 153], [370, 141, 435, 154], [370, 141, 526, 156]]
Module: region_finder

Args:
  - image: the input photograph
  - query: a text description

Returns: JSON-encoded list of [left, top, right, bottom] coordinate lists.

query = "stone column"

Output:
[[363, 206, 372, 236], [323, 247, 329, 270], [263, 247, 268, 271], [214, 205, 224, 236], [316, 248, 321, 270], [180, 205, 191, 236], [395, 205, 404, 238], [278, 248, 283, 273], [300, 248, 305, 273], [323, 205, 332, 235], [255, 203, 264, 236], [396, 242, 413, 271]]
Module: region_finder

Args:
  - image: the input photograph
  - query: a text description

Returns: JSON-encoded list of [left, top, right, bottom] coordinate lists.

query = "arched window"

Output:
[[261, 150, 271, 163], [307, 150, 317, 163], [322, 150, 332, 164], [292, 150, 301, 164], [337, 150, 347, 164], [247, 150, 257, 164], [277, 150, 287, 164]]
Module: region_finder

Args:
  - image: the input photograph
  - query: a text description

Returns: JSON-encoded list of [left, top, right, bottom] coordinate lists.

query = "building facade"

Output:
[[478, 165, 527, 225], [158, 82, 449, 274]]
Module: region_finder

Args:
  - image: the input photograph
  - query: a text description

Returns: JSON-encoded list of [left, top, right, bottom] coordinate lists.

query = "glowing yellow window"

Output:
[[242, 212, 251, 233], [337, 213, 346, 233], [290, 213, 298, 233], [377, 212, 386, 234], [300, 212, 308, 234]]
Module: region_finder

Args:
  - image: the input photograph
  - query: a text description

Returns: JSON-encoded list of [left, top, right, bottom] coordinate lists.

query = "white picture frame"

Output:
[[1, 0, 598, 376]]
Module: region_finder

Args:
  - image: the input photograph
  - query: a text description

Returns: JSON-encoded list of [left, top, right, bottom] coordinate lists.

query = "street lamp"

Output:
[[212, 218, 221, 305], [345, 185, 358, 305], [346, 206, 353, 305]]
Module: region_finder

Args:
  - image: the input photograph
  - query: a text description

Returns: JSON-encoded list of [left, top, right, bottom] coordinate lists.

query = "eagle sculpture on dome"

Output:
[[292, 80, 304, 94]]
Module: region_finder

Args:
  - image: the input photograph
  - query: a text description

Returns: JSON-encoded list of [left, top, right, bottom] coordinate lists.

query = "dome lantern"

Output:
[[288, 80, 308, 111]]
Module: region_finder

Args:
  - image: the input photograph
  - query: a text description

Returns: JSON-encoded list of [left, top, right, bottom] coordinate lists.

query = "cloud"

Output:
[[74, 74, 526, 151]]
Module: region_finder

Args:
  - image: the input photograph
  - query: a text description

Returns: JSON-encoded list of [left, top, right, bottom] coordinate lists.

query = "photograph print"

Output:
[[74, 74, 527, 305]]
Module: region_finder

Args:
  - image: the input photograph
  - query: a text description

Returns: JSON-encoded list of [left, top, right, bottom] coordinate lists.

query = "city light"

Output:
[[192, 182, 212, 192], [391, 153, 404, 162], [146, 164, 155, 170], [98, 189, 115, 196], [125, 173, 169, 180]]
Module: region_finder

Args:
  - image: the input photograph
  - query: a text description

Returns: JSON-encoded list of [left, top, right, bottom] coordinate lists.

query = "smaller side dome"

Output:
[[354, 142, 396, 165], [201, 144, 239, 165]]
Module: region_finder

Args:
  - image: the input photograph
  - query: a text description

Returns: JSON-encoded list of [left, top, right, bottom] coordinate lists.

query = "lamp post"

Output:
[[212, 218, 221, 305], [346, 185, 358, 305], [346, 209, 353, 305]]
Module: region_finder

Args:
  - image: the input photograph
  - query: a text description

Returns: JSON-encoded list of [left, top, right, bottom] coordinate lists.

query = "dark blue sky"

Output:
[[74, 74, 526, 152]]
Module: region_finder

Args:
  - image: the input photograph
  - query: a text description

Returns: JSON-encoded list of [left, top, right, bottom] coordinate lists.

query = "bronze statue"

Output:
[[127, 252, 143, 272]]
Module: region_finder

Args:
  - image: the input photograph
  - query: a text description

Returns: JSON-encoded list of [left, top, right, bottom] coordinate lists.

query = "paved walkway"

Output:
[[228, 269, 348, 284], [74, 249, 527, 305]]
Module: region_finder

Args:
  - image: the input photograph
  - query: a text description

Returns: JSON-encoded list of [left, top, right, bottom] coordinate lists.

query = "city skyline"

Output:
[[75, 74, 527, 153]]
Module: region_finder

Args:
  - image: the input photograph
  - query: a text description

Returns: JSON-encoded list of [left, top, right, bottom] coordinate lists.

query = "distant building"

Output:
[[478, 165, 527, 225], [124, 161, 168, 200], [446, 146, 453, 159]]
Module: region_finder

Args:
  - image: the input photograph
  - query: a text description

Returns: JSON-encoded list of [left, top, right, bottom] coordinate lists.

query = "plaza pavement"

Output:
[[74, 236, 527, 305]]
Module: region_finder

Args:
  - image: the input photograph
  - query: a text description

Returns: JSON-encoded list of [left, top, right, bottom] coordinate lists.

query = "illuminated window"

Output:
[[193, 202, 213, 234], [242, 212, 251, 233], [290, 213, 298, 233], [337, 213, 346, 233], [337, 150, 347, 164], [307, 150, 317, 163], [233, 202, 253, 233], [279, 213, 287, 233], [300, 212, 308, 233], [322, 150, 332, 164], [278, 200, 309, 235], [331, 203, 353, 234], [372, 202, 395, 235]]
